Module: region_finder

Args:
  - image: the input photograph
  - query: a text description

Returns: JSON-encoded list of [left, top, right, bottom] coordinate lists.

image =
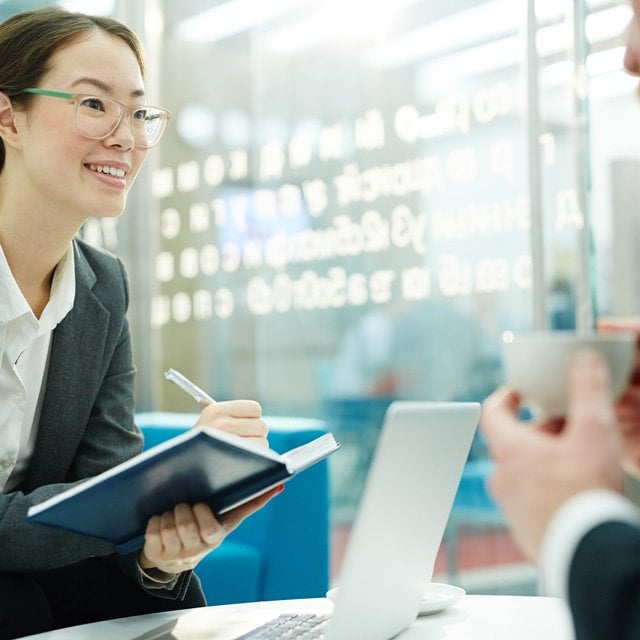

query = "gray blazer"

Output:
[[0, 239, 190, 598]]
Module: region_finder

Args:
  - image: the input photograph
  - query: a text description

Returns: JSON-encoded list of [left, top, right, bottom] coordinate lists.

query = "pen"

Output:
[[164, 368, 216, 406]]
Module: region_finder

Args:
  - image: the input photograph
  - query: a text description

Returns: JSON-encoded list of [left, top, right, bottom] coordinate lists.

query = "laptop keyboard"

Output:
[[234, 613, 331, 639]]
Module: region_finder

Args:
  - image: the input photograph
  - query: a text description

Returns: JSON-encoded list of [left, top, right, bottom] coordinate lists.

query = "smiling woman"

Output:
[[0, 6, 278, 638]]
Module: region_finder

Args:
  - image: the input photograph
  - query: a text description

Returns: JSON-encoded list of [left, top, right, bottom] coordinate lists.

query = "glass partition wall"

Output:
[[3, 0, 636, 594]]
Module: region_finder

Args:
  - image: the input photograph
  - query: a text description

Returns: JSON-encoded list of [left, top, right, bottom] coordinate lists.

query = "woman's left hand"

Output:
[[139, 486, 283, 575]]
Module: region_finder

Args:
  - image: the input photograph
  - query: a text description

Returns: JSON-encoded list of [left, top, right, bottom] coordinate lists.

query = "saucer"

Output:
[[418, 582, 465, 615], [326, 582, 465, 616]]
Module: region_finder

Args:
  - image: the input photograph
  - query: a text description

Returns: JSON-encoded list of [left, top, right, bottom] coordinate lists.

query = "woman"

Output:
[[0, 6, 275, 638]]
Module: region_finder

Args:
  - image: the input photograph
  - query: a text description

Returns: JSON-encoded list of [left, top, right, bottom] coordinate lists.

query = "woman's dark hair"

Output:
[[0, 5, 146, 171]]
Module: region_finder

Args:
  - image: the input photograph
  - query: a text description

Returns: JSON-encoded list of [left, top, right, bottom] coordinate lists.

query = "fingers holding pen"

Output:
[[165, 370, 269, 446], [196, 400, 269, 446]]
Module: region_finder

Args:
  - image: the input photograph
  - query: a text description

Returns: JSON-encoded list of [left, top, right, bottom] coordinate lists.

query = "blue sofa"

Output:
[[134, 412, 330, 605]]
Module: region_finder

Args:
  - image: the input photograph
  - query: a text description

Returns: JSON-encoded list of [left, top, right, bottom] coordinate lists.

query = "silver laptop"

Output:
[[133, 401, 479, 640], [324, 401, 479, 640]]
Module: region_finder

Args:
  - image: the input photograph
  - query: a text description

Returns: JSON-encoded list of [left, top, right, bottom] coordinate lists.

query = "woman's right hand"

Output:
[[195, 400, 269, 447]]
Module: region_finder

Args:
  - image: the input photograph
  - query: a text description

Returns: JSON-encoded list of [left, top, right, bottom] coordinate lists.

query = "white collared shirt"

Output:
[[0, 243, 75, 493], [540, 488, 640, 598]]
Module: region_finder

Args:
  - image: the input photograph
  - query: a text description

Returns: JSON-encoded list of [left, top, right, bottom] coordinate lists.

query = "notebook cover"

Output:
[[26, 428, 293, 553]]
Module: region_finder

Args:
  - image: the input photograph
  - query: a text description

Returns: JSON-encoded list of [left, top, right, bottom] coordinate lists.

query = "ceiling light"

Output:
[[176, 0, 308, 43]]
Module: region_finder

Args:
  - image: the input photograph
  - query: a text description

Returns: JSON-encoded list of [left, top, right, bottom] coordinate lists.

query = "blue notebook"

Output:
[[26, 427, 339, 554]]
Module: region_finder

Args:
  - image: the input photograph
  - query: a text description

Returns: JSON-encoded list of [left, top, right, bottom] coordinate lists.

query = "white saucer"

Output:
[[326, 582, 465, 616], [418, 582, 465, 615]]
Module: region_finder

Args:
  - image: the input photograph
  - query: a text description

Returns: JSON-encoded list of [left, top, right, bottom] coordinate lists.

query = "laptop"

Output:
[[138, 401, 479, 640], [321, 400, 479, 640]]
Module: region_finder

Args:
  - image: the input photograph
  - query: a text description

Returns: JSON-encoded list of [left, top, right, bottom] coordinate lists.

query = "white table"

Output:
[[23, 594, 575, 639]]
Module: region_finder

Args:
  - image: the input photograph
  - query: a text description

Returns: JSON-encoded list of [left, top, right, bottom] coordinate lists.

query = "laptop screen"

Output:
[[326, 401, 479, 640]]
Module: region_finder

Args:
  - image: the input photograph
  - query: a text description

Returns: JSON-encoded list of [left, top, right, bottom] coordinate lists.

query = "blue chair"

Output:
[[135, 412, 331, 605]]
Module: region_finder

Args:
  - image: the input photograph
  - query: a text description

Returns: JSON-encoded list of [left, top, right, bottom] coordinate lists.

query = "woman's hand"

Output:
[[196, 400, 268, 447], [139, 486, 283, 575], [139, 399, 273, 575]]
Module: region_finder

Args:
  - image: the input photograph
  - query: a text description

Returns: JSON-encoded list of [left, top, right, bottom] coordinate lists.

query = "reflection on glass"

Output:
[[11, 0, 626, 595]]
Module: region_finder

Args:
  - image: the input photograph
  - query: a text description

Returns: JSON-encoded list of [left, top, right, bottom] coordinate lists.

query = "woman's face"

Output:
[[14, 30, 149, 222]]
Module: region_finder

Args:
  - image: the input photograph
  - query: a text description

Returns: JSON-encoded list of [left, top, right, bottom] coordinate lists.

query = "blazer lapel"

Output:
[[26, 242, 111, 488]]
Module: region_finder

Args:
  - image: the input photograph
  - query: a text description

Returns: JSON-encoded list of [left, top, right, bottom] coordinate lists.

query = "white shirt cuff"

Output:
[[136, 562, 180, 591], [540, 489, 640, 598]]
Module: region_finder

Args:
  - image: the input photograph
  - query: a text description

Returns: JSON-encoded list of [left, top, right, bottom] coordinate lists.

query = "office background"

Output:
[[3, 0, 639, 594]]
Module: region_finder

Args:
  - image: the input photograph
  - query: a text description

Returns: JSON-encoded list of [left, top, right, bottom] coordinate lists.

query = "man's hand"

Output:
[[138, 486, 283, 575], [614, 336, 640, 477], [624, 0, 640, 74], [598, 317, 640, 478], [196, 400, 268, 447], [481, 351, 624, 560]]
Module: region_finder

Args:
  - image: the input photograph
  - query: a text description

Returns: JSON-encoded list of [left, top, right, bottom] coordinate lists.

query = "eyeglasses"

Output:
[[19, 88, 171, 149]]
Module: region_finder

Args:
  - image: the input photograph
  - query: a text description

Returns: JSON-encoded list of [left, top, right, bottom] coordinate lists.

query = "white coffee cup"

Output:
[[502, 330, 636, 420]]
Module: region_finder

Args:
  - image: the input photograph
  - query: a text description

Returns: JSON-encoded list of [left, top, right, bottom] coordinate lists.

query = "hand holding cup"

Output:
[[502, 330, 636, 421], [598, 317, 640, 477]]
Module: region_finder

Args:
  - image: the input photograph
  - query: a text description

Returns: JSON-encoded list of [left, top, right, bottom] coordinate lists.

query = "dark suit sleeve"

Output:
[[569, 521, 640, 640]]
